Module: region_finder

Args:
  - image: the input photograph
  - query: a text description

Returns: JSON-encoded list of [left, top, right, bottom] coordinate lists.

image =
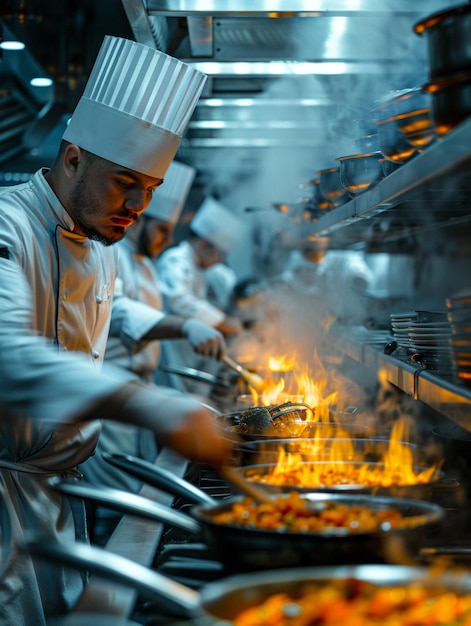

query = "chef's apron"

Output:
[[0, 413, 101, 625]]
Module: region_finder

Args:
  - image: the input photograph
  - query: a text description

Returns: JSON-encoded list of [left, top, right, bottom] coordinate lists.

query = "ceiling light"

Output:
[[0, 41, 25, 51], [30, 77, 54, 87]]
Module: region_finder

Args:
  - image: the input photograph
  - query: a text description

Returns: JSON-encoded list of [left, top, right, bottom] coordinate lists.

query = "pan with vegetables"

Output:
[[86, 453, 446, 568], [21, 542, 471, 626]]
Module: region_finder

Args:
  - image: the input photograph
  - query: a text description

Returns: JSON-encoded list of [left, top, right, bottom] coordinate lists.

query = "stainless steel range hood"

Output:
[[121, 0, 458, 198]]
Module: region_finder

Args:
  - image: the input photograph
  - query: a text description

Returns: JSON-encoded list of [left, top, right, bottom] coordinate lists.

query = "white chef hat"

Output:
[[144, 161, 196, 223], [190, 196, 242, 254], [63, 36, 206, 179]]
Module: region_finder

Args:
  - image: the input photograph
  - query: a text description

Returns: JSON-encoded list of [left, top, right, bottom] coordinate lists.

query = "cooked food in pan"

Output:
[[233, 577, 471, 625], [209, 491, 428, 534]]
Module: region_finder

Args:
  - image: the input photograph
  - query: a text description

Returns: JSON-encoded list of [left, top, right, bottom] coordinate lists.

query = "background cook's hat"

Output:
[[144, 161, 196, 223], [63, 36, 206, 178], [190, 196, 243, 254]]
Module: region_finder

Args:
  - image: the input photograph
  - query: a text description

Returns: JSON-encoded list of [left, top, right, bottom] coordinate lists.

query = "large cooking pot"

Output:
[[422, 72, 471, 136], [230, 460, 445, 500], [414, 3, 471, 81], [94, 454, 443, 568], [22, 541, 471, 625]]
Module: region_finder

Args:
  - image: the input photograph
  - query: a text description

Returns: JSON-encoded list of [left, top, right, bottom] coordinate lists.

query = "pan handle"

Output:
[[47, 477, 201, 535], [102, 453, 217, 506], [22, 538, 202, 619]]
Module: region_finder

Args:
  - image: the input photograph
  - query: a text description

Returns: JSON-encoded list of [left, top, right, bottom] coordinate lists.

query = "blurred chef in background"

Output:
[[81, 161, 227, 543], [316, 248, 374, 325], [0, 36, 234, 625], [155, 196, 244, 392], [228, 236, 374, 367], [275, 235, 374, 324], [204, 261, 238, 312]]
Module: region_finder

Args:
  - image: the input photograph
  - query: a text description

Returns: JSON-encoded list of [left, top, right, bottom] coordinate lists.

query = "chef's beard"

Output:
[[69, 168, 126, 247]]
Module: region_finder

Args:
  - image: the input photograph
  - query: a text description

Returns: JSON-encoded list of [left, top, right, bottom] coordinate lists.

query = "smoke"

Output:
[[190, 6, 471, 430], [196, 8, 435, 281]]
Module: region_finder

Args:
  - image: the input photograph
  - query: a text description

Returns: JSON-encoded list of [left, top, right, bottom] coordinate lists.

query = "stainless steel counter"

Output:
[[329, 325, 471, 429]]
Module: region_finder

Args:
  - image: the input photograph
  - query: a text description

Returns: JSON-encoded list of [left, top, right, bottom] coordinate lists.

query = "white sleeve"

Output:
[[0, 257, 126, 424], [157, 250, 225, 327]]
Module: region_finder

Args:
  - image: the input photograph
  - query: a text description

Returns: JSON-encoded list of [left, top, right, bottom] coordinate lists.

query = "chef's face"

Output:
[[199, 240, 224, 268], [136, 215, 175, 258], [68, 147, 163, 246]]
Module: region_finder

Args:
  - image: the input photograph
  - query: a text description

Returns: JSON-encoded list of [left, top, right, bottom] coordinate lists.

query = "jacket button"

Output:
[[92, 350, 100, 359], [95, 296, 102, 303]]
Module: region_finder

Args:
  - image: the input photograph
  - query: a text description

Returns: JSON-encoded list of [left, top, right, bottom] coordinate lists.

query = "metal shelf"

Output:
[[308, 116, 471, 248], [330, 326, 471, 429]]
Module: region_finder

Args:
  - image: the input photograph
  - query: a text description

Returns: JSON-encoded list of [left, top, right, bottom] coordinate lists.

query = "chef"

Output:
[[104, 160, 225, 381], [81, 160, 226, 542], [204, 261, 238, 312], [155, 196, 244, 392], [0, 36, 233, 625]]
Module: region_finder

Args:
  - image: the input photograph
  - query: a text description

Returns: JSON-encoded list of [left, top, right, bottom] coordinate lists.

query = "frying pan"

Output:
[[94, 454, 444, 568], [230, 461, 446, 499], [21, 541, 471, 624], [226, 420, 373, 443], [237, 437, 418, 466]]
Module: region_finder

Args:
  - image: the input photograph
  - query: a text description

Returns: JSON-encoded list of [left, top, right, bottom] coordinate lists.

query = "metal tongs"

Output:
[[221, 354, 266, 394]]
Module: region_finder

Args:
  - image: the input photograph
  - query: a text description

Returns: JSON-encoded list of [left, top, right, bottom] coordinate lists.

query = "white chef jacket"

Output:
[[106, 237, 165, 376], [0, 169, 161, 625], [156, 240, 225, 327], [82, 236, 165, 495], [204, 262, 237, 311], [155, 240, 225, 393]]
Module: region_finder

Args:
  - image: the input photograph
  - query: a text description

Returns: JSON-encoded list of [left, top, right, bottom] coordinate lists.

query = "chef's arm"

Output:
[[142, 314, 226, 360], [215, 315, 243, 336], [111, 287, 226, 359]]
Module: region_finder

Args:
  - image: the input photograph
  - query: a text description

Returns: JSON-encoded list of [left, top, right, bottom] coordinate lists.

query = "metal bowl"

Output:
[[336, 151, 384, 195], [317, 167, 351, 207], [375, 115, 417, 163]]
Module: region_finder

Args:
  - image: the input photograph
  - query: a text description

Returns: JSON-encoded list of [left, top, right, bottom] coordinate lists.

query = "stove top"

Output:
[[129, 462, 471, 625]]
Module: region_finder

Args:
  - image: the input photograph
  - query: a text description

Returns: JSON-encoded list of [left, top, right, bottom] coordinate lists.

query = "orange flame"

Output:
[[251, 417, 442, 488], [255, 354, 337, 421], [268, 355, 295, 372]]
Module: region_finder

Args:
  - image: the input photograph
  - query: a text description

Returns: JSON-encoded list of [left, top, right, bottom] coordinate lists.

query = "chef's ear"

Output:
[[63, 144, 81, 178]]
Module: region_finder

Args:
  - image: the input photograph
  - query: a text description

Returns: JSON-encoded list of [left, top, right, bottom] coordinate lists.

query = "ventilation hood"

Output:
[[121, 0, 460, 202]]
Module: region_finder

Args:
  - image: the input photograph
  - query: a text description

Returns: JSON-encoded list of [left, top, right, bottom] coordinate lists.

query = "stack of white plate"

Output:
[[390, 309, 453, 370], [446, 290, 471, 382], [390, 311, 417, 350], [408, 313, 453, 369]]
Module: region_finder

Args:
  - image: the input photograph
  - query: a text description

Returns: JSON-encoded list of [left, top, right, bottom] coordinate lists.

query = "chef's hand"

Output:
[[182, 319, 226, 360], [163, 404, 235, 467], [124, 390, 235, 467]]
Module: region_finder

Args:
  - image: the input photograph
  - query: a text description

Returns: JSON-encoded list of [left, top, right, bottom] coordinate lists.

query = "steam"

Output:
[[190, 5, 469, 443]]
